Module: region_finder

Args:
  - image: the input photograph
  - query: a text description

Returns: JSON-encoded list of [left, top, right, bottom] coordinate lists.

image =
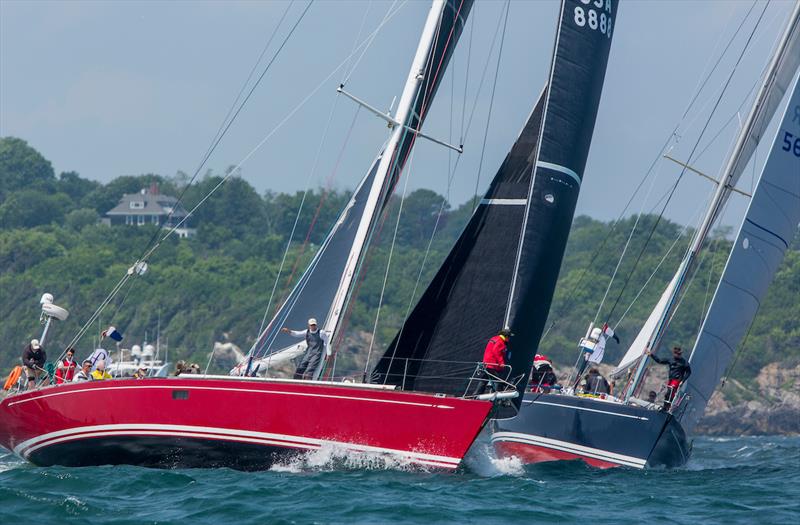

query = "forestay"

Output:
[[680, 72, 800, 433], [614, 3, 800, 383], [237, 0, 475, 376], [245, 158, 380, 365]]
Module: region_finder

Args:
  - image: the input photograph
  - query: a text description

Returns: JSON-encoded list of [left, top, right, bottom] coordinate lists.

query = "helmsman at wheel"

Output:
[[281, 318, 331, 380]]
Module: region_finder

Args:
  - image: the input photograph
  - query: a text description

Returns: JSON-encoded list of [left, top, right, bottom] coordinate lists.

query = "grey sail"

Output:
[[680, 72, 800, 433], [246, 156, 380, 363]]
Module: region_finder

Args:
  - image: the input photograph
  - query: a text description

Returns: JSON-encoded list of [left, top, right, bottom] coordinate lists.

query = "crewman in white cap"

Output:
[[21, 338, 48, 390], [281, 318, 331, 380]]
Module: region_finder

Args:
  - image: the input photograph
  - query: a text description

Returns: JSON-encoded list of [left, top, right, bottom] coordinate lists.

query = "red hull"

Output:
[[0, 376, 492, 470], [493, 440, 620, 469]]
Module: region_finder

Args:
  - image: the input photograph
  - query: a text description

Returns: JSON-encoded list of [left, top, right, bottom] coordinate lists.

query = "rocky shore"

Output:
[[694, 362, 800, 436]]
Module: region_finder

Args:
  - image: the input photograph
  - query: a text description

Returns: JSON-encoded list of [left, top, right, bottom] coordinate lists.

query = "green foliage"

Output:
[[0, 137, 55, 199], [0, 137, 796, 387]]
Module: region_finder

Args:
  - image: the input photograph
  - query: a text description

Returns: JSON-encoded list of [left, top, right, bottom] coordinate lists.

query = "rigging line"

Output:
[[670, 3, 784, 155], [342, 0, 374, 82], [592, 151, 665, 326], [471, 0, 510, 213], [679, 0, 758, 123], [254, 96, 344, 341], [138, 0, 315, 266], [280, 106, 363, 305], [459, 1, 475, 145], [603, 0, 770, 324], [390, 3, 511, 355], [342, 0, 404, 85], [363, 149, 418, 377], [251, 0, 383, 341], [545, 3, 773, 339], [341, 0, 469, 361], [613, 181, 725, 330], [204, 1, 296, 166], [151, 0, 410, 253], [55, 3, 310, 360]]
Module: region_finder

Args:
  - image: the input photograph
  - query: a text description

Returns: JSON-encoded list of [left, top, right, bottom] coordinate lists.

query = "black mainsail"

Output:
[[373, 0, 617, 399], [372, 89, 547, 392]]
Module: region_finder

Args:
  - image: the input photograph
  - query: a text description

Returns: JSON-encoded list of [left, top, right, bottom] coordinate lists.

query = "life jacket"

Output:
[[3, 366, 22, 390]]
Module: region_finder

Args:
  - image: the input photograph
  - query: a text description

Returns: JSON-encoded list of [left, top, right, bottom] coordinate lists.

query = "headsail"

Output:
[[373, 0, 618, 399], [680, 72, 800, 433], [615, 3, 800, 390], [321, 0, 474, 365], [371, 88, 548, 393], [239, 0, 475, 376], [244, 156, 380, 365]]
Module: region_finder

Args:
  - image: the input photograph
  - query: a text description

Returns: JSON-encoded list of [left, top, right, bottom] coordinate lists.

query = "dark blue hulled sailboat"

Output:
[[372, 0, 617, 434], [494, 3, 800, 469]]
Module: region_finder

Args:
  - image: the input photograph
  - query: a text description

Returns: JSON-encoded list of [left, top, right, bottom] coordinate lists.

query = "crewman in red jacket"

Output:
[[469, 328, 512, 396]]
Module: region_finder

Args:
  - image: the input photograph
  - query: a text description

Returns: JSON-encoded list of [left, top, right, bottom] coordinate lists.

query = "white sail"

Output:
[[611, 272, 681, 379], [620, 3, 800, 396], [680, 71, 800, 432]]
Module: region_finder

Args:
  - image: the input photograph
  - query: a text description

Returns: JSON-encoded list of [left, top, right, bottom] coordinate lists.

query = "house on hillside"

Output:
[[104, 184, 196, 238]]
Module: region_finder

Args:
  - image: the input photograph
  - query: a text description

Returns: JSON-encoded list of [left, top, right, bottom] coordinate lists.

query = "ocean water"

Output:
[[1, 435, 797, 525]]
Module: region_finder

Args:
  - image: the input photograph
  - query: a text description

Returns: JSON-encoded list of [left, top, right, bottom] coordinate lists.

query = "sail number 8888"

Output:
[[574, 0, 612, 38]]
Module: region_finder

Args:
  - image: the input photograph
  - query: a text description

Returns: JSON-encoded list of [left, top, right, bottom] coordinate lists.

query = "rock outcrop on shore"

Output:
[[694, 362, 800, 436]]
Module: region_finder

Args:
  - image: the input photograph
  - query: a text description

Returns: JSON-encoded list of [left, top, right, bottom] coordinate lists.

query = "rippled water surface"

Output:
[[1, 435, 797, 524]]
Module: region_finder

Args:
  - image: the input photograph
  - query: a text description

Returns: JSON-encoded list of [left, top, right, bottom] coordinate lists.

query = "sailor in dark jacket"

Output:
[[647, 346, 691, 410], [583, 368, 610, 395], [21, 338, 48, 390]]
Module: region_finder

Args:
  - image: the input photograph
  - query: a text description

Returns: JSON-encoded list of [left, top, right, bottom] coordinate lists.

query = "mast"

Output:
[[320, 0, 473, 371], [620, 2, 800, 398], [681, 71, 800, 431]]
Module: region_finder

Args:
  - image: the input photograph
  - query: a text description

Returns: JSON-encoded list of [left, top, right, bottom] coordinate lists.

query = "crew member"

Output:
[[90, 360, 112, 381], [530, 354, 559, 393], [282, 318, 331, 380], [576, 323, 619, 381], [21, 339, 48, 390], [647, 346, 691, 410], [470, 328, 511, 396], [583, 368, 610, 395], [55, 347, 77, 384], [73, 360, 93, 382]]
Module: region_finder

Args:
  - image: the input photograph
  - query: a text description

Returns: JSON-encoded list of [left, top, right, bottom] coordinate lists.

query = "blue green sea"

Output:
[[1, 435, 797, 524]]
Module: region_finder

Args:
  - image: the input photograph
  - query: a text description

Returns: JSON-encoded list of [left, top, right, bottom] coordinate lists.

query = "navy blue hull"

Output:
[[491, 392, 690, 469]]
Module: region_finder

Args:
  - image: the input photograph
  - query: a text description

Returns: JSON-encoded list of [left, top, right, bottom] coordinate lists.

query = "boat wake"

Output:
[[463, 429, 525, 477], [268, 444, 428, 474]]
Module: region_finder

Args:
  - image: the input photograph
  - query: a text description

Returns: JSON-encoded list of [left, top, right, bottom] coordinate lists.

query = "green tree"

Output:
[[0, 137, 55, 200]]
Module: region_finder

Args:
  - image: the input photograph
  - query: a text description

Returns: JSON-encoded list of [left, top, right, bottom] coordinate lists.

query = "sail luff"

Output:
[[680, 71, 800, 433], [322, 0, 474, 368], [619, 4, 800, 395], [502, 0, 618, 402]]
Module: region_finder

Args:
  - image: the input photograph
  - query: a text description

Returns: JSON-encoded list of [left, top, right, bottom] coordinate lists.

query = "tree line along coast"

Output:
[[1, 136, 798, 433]]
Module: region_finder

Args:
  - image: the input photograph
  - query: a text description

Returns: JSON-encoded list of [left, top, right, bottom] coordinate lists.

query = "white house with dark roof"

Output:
[[104, 184, 196, 238]]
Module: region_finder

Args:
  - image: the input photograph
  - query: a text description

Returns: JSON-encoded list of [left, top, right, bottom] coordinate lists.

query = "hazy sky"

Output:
[[1, 0, 796, 227]]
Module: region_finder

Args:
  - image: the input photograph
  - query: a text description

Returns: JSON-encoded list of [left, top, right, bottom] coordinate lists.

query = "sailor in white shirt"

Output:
[[281, 318, 331, 380]]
